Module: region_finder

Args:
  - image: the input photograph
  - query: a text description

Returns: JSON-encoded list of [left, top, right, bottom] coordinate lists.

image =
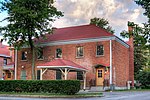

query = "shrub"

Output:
[[136, 70, 150, 89], [0, 80, 80, 95]]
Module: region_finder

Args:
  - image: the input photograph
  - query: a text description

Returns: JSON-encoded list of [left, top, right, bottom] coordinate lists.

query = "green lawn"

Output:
[[0, 92, 103, 98]]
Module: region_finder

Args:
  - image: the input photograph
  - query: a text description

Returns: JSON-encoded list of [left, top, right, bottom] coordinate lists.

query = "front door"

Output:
[[96, 68, 104, 86], [21, 70, 26, 80]]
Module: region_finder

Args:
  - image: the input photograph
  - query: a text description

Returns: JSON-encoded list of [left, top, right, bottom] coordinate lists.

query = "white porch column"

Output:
[[64, 68, 68, 80], [40, 69, 43, 80], [110, 40, 113, 90], [59, 68, 70, 80], [40, 68, 47, 80], [83, 71, 86, 90]]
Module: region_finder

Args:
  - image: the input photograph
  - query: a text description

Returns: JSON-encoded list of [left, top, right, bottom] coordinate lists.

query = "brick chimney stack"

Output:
[[128, 21, 134, 87]]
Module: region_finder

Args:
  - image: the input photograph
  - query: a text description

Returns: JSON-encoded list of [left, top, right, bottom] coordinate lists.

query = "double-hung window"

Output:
[[56, 48, 62, 58], [21, 51, 27, 60], [76, 46, 83, 58], [96, 45, 104, 56]]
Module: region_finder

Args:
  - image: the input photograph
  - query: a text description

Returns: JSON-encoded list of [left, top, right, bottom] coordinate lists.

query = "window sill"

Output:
[[76, 56, 84, 59], [96, 55, 104, 57], [37, 59, 44, 61], [21, 60, 27, 62], [55, 58, 62, 59]]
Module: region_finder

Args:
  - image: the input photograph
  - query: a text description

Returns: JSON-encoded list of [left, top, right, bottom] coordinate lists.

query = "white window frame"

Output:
[[76, 46, 84, 58]]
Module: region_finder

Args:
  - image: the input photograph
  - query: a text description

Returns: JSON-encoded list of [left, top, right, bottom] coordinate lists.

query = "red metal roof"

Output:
[[0, 43, 10, 57], [35, 24, 114, 43], [38, 59, 87, 70]]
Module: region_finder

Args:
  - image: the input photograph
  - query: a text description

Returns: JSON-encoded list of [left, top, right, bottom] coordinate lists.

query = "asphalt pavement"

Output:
[[0, 91, 150, 100]]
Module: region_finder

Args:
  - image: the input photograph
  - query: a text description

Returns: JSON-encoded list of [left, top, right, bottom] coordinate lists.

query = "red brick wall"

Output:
[[17, 40, 131, 87], [0, 57, 3, 79], [112, 41, 129, 87], [128, 26, 134, 87]]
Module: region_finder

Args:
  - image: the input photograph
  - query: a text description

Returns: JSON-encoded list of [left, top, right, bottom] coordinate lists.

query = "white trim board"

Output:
[[23, 36, 129, 48], [35, 36, 129, 48]]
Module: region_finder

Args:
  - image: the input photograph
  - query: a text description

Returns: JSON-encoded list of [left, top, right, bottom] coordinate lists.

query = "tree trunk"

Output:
[[32, 47, 35, 80]]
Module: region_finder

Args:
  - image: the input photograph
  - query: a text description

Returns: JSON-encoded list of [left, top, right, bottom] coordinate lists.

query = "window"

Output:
[[7, 72, 11, 78], [77, 71, 83, 80], [56, 48, 62, 58], [37, 48, 44, 60], [21, 51, 27, 60], [56, 70, 62, 80], [76, 46, 83, 58], [98, 70, 102, 78], [96, 45, 104, 56], [3, 58, 7, 65], [37, 70, 41, 80]]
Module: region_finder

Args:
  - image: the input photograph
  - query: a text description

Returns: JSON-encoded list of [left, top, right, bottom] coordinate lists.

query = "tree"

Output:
[[135, 0, 150, 44], [90, 17, 115, 34], [121, 21, 149, 78], [135, 0, 150, 23], [0, 0, 63, 79]]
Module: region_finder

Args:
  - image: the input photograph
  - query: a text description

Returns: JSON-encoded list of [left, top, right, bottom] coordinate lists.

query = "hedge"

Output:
[[0, 80, 80, 95], [136, 70, 150, 89]]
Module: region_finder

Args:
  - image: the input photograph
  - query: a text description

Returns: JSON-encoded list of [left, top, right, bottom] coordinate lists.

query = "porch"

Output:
[[37, 59, 87, 90]]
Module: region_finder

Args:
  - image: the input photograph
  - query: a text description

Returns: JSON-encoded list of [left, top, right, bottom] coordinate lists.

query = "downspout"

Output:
[[14, 49, 17, 80], [109, 40, 113, 90]]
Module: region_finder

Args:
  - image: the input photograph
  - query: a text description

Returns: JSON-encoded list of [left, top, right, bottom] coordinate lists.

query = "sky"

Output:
[[0, 0, 148, 45]]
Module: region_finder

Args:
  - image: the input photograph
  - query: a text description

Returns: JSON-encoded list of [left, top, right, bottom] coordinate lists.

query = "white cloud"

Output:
[[53, 0, 148, 37]]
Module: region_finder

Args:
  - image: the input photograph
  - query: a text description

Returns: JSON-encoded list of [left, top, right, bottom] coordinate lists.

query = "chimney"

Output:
[[128, 21, 134, 87]]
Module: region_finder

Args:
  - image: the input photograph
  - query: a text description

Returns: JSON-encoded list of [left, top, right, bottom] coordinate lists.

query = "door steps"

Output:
[[89, 86, 110, 92]]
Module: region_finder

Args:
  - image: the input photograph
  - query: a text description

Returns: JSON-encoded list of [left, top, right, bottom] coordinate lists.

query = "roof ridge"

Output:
[[55, 24, 92, 29]]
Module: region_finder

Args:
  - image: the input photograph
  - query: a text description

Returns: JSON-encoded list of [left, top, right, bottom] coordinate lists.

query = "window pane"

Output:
[[37, 48, 43, 59], [37, 70, 41, 80], [7, 72, 11, 78], [56, 70, 62, 80], [77, 46, 83, 57], [3, 58, 7, 65], [77, 71, 83, 80], [56, 48, 62, 58], [98, 70, 102, 78], [97, 45, 104, 56], [22, 51, 27, 60]]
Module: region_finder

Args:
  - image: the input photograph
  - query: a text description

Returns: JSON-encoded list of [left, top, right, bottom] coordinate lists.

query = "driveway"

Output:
[[0, 91, 150, 100]]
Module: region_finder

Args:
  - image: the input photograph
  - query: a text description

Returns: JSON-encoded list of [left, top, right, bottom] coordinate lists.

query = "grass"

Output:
[[0, 92, 103, 98], [113, 88, 150, 92]]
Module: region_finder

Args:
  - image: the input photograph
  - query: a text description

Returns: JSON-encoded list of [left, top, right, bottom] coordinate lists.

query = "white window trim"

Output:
[[76, 46, 84, 58]]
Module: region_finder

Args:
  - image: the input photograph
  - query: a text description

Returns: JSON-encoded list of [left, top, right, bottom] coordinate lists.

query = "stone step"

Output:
[[89, 86, 110, 92]]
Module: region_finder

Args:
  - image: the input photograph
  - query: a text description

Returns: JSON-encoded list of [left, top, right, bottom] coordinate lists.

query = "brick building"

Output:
[[16, 24, 134, 90], [0, 43, 14, 80]]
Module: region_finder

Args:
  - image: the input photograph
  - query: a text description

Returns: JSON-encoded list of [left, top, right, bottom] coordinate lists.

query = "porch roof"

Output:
[[3, 62, 14, 70], [37, 59, 87, 71]]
